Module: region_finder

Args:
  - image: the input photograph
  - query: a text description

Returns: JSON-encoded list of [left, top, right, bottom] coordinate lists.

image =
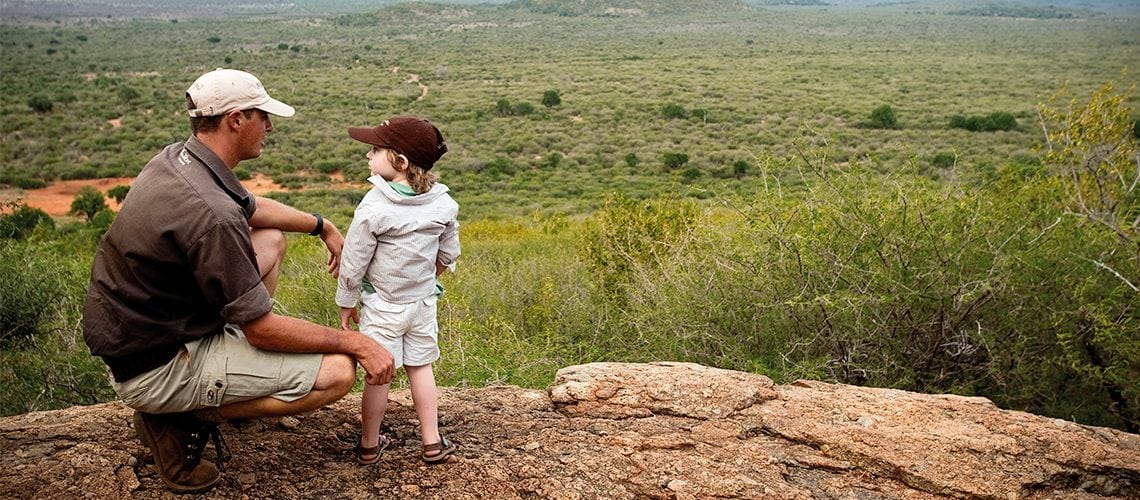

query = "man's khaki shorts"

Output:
[[113, 324, 323, 414], [359, 292, 440, 369]]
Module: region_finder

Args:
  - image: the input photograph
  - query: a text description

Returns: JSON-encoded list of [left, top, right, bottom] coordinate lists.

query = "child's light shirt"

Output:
[[336, 175, 460, 307]]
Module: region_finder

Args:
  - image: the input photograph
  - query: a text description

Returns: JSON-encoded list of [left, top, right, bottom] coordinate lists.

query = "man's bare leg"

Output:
[[251, 228, 286, 297]]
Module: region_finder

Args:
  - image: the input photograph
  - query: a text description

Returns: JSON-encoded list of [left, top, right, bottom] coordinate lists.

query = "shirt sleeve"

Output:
[[437, 215, 460, 271], [337, 208, 382, 308], [188, 217, 273, 324]]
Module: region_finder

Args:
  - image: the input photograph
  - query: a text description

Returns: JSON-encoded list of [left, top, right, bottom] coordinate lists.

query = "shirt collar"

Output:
[[183, 135, 252, 209]]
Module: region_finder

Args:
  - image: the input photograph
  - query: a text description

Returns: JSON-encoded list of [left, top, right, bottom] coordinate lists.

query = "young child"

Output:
[[336, 116, 460, 465]]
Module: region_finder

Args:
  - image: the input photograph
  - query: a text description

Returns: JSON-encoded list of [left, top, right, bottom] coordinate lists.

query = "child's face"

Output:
[[366, 146, 404, 182]]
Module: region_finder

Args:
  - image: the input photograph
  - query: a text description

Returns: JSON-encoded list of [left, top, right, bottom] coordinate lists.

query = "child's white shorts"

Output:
[[359, 292, 440, 369]]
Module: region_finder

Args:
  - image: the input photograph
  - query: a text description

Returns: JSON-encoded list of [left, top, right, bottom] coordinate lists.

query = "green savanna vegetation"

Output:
[[1, 0, 1138, 432]]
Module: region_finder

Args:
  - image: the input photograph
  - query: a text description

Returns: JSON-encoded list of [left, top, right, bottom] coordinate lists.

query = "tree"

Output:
[[107, 185, 130, 203], [542, 90, 561, 108], [70, 186, 107, 221], [1038, 77, 1140, 430], [869, 104, 898, 129]]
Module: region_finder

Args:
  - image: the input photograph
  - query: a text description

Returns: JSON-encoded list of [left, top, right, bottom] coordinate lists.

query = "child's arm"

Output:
[[336, 211, 378, 313]]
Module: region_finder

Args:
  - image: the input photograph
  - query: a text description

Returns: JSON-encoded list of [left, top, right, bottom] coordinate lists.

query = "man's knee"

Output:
[[314, 353, 357, 396], [251, 228, 287, 263]]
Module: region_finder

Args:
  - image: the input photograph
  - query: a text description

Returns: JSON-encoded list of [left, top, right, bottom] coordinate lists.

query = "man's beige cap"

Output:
[[186, 68, 295, 118]]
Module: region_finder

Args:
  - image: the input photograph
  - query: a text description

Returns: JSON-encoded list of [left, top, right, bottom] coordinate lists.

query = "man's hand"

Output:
[[320, 221, 345, 277], [353, 335, 395, 385]]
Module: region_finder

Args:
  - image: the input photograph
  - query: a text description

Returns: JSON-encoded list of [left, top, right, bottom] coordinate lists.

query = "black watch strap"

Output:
[[310, 213, 324, 236]]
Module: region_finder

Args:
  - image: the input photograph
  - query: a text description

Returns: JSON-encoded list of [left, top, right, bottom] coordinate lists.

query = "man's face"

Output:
[[236, 108, 272, 160]]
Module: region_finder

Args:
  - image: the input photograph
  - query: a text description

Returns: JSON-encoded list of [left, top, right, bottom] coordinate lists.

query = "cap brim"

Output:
[[256, 98, 295, 118], [347, 127, 388, 148]]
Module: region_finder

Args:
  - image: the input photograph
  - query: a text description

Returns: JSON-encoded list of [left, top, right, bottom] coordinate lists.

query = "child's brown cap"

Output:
[[347, 116, 447, 169]]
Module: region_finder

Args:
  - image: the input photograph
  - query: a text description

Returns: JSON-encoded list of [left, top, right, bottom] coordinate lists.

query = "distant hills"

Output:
[[0, 0, 1133, 21], [509, 0, 750, 16]]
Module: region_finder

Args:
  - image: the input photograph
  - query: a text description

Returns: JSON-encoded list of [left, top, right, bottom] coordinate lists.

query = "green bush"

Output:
[[107, 185, 130, 203], [578, 193, 699, 300], [0, 244, 58, 345], [69, 186, 107, 221], [0, 235, 113, 415], [495, 98, 512, 117], [950, 112, 1018, 132], [868, 104, 898, 129], [542, 90, 561, 108], [662, 103, 687, 119], [931, 152, 957, 168], [0, 202, 54, 240], [27, 96, 53, 113], [663, 152, 689, 170], [511, 101, 535, 116]]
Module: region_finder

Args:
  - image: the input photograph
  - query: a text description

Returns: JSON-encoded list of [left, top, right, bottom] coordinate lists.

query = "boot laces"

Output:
[[186, 422, 232, 471]]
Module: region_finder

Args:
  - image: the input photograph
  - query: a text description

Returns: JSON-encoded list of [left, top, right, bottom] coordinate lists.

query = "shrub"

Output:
[[950, 112, 1018, 132], [27, 96, 53, 113], [732, 160, 749, 178], [495, 99, 512, 116], [663, 152, 689, 170], [117, 86, 140, 102], [578, 193, 700, 299], [512, 101, 535, 116], [624, 153, 639, 168], [681, 166, 702, 182], [0, 244, 54, 345], [484, 157, 516, 178], [69, 186, 107, 221], [662, 103, 687, 119], [868, 104, 898, 129], [0, 202, 53, 240], [540, 152, 562, 169], [107, 185, 130, 203], [542, 90, 561, 108], [931, 152, 957, 168]]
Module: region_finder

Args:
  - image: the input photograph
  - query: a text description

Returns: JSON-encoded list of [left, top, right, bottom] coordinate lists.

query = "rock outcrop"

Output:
[[1, 362, 1137, 499]]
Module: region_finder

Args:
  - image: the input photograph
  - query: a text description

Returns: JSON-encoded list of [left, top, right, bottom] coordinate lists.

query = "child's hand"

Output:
[[339, 306, 359, 330]]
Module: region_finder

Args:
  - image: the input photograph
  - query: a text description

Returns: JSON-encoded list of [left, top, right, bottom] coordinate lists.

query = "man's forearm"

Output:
[[242, 312, 362, 355], [250, 196, 325, 235]]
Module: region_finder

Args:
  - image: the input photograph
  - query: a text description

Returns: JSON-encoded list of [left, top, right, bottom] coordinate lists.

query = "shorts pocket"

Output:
[[362, 293, 406, 313], [194, 339, 228, 408]]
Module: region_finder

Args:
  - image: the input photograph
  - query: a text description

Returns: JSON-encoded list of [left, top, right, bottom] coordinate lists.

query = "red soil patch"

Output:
[[2, 174, 292, 218]]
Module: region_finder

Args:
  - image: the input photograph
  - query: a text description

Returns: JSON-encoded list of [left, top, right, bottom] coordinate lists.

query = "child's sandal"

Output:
[[422, 435, 457, 464], [356, 434, 391, 465]]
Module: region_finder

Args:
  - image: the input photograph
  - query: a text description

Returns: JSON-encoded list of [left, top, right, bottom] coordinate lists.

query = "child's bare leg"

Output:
[[405, 364, 440, 446], [360, 383, 390, 450]]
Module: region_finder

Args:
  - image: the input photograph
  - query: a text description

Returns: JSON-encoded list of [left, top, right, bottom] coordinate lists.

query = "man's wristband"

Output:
[[309, 213, 324, 237]]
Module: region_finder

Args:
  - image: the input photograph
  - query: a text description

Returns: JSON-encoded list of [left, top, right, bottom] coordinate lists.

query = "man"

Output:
[[82, 68, 395, 493]]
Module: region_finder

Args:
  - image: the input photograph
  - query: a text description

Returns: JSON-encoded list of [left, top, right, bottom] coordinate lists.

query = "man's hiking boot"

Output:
[[133, 410, 231, 494]]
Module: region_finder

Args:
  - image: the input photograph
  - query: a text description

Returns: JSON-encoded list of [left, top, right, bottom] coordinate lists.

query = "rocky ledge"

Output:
[[1, 362, 1137, 499]]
